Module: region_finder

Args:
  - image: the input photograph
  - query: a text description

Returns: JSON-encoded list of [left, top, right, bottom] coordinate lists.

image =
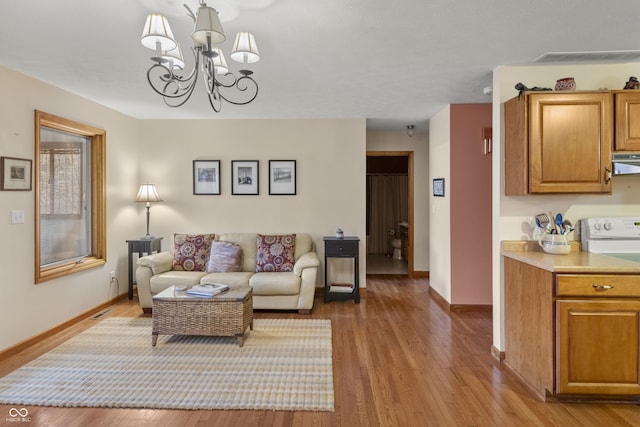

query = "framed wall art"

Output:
[[193, 160, 220, 195], [269, 160, 296, 195], [433, 177, 445, 197], [231, 160, 259, 195], [1, 156, 32, 191]]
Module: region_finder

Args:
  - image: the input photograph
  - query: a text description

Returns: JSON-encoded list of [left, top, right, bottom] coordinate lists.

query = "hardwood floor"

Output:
[[1, 276, 639, 426]]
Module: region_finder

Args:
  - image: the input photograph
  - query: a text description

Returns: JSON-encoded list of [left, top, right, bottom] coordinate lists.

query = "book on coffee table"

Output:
[[186, 283, 229, 297]]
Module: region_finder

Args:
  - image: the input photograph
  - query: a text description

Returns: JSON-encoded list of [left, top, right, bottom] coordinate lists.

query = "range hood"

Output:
[[612, 153, 640, 175]]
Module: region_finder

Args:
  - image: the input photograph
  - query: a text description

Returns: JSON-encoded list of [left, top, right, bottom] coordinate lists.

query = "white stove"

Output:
[[581, 217, 640, 254]]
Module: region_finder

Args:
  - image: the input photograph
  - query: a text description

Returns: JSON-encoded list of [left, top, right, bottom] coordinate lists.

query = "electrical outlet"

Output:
[[109, 271, 116, 283]]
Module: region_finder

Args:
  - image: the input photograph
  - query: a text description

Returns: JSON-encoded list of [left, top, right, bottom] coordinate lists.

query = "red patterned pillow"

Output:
[[256, 234, 296, 272], [172, 233, 216, 271]]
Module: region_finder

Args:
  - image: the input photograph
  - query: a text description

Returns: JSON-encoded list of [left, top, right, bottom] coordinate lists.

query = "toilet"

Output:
[[391, 239, 402, 260]]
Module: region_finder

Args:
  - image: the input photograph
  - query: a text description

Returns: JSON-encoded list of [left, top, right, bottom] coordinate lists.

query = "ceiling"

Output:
[[1, 0, 640, 132]]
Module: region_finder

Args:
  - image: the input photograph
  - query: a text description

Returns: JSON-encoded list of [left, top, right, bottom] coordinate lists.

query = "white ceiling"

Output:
[[1, 0, 640, 132]]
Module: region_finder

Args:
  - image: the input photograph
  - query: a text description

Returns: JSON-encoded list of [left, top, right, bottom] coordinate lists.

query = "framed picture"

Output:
[[269, 160, 296, 195], [231, 160, 259, 195], [1, 156, 32, 191], [433, 177, 445, 197], [193, 160, 220, 195]]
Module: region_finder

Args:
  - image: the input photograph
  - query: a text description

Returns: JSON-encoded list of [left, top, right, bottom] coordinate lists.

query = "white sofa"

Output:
[[135, 233, 320, 314]]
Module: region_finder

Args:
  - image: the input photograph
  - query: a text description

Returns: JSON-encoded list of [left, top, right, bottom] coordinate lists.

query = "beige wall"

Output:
[[428, 106, 451, 301], [0, 65, 141, 351], [0, 65, 367, 352], [366, 130, 430, 272], [492, 63, 640, 350]]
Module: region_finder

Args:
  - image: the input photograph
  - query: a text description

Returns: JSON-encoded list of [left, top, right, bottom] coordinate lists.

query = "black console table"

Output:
[[323, 236, 360, 303], [126, 237, 163, 300]]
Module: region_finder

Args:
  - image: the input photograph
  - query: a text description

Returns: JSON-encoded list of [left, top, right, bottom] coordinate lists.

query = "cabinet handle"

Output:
[[592, 284, 615, 290], [604, 167, 612, 184]]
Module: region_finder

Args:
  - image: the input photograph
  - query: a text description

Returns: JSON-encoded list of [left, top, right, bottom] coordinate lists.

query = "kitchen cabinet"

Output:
[[615, 90, 640, 151], [504, 258, 640, 400], [505, 91, 612, 195]]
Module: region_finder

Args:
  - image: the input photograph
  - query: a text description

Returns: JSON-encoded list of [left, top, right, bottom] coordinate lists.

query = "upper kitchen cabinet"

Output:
[[505, 91, 612, 195], [615, 90, 640, 151]]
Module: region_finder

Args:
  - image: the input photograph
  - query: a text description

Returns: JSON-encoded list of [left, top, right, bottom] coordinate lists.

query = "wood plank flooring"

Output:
[[1, 276, 639, 426]]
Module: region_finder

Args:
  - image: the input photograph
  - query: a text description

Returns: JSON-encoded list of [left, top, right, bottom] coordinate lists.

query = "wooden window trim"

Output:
[[35, 111, 107, 283]]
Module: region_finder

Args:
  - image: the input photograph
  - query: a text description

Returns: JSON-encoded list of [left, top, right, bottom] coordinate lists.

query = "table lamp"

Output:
[[135, 184, 162, 239]]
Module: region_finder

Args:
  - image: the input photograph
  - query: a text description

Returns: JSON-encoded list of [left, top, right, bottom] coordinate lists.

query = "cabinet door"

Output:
[[615, 91, 640, 151], [556, 299, 640, 395], [529, 92, 612, 194]]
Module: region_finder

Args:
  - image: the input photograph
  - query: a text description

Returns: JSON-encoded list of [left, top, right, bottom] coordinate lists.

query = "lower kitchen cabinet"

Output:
[[504, 258, 640, 401], [556, 299, 640, 395]]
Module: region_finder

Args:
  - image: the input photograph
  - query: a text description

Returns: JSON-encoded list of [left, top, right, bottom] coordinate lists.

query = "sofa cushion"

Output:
[[256, 234, 296, 272], [149, 271, 206, 294], [206, 241, 243, 273], [219, 233, 258, 272], [172, 233, 216, 271], [250, 272, 301, 295], [200, 272, 254, 288]]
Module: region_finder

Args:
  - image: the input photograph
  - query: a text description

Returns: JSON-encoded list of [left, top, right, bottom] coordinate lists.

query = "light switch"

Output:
[[11, 210, 24, 224]]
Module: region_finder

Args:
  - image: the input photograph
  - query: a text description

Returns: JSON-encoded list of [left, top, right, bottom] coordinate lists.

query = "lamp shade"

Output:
[[162, 43, 185, 70], [135, 184, 162, 203], [192, 5, 226, 45], [141, 14, 177, 52], [211, 48, 229, 74], [230, 32, 260, 64]]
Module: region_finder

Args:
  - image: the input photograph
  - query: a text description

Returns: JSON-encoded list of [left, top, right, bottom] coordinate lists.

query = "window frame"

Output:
[[35, 111, 107, 283]]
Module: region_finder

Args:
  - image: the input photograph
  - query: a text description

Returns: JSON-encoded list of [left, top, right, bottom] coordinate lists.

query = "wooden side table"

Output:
[[126, 237, 163, 300], [323, 236, 360, 303]]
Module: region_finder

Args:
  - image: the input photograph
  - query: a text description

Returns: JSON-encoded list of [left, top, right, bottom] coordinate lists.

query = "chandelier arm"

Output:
[[216, 75, 259, 106]]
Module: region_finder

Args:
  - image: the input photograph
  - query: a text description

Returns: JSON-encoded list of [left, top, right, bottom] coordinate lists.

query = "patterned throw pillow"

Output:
[[172, 233, 216, 271], [256, 234, 296, 272], [206, 241, 244, 273]]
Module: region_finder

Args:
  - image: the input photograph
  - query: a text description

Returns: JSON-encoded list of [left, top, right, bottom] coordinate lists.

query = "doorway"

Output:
[[366, 151, 414, 275]]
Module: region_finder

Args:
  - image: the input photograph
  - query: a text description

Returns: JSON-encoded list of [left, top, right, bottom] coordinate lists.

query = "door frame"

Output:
[[366, 151, 414, 276]]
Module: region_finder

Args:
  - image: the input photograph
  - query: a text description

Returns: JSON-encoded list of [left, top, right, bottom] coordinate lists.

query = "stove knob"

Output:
[[594, 223, 602, 231], [603, 222, 613, 231]]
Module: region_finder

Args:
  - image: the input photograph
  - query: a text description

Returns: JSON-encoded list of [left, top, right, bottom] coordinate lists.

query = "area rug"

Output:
[[0, 317, 334, 411]]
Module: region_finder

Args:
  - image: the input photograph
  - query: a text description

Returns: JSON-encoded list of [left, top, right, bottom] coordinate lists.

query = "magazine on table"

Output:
[[186, 283, 229, 297], [329, 282, 354, 293]]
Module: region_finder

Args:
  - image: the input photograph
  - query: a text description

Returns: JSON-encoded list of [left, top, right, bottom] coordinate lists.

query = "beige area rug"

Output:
[[0, 317, 334, 411]]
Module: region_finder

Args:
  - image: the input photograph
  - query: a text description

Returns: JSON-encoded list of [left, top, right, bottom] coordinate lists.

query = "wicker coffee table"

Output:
[[152, 285, 253, 347]]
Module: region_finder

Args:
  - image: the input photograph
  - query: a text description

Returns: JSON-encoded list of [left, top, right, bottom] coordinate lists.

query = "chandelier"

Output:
[[140, 1, 260, 112]]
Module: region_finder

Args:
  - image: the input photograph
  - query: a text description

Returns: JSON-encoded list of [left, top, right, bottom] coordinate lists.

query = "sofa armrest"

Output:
[[293, 252, 319, 276], [136, 251, 174, 275]]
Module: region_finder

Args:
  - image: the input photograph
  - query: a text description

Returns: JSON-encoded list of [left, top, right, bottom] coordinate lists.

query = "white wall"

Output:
[[366, 130, 430, 272], [428, 106, 451, 301], [492, 63, 640, 350], [0, 65, 367, 352], [0, 66, 141, 351]]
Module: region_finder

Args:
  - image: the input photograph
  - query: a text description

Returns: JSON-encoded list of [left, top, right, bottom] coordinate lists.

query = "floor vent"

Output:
[[91, 309, 112, 320], [533, 50, 640, 64]]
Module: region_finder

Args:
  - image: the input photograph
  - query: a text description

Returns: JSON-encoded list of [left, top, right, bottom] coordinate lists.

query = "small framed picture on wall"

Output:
[[433, 177, 445, 197], [269, 160, 296, 195], [193, 160, 220, 195], [1, 156, 32, 191], [231, 160, 259, 195]]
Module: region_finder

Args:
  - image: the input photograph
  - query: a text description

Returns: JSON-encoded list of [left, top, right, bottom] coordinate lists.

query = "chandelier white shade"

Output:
[[231, 32, 260, 64], [140, 0, 260, 112], [141, 14, 177, 52]]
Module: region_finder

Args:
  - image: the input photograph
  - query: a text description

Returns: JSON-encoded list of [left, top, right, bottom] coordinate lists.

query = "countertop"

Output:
[[502, 240, 640, 274]]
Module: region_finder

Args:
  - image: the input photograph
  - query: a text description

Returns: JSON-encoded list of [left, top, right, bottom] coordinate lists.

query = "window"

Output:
[[35, 111, 106, 283]]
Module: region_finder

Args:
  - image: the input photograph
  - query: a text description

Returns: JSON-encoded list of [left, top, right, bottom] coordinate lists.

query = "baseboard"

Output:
[[0, 292, 127, 360], [428, 287, 491, 312], [491, 345, 505, 362], [411, 270, 429, 278]]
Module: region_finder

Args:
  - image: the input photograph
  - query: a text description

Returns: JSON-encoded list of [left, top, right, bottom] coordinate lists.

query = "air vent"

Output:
[[533, 50, 640, 64]]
